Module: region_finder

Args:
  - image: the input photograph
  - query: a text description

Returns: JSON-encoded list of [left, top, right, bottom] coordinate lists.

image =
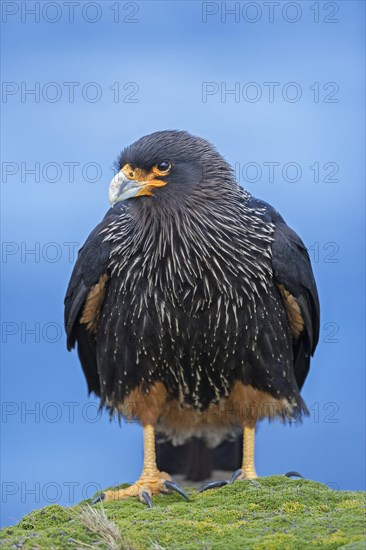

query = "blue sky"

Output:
[[1, 0, 365, 527]]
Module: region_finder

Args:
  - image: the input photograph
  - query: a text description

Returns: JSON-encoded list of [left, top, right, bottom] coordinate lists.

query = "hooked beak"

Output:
[[109, 171, 142, 206], [109, 166, 168, 206]]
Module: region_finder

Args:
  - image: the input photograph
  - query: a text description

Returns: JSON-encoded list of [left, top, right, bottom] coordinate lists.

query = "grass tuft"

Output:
[[74, 504, 130, 549]]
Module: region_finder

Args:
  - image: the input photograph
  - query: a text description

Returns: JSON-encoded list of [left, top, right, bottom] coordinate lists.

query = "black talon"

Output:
[[199, 480, 228, 493], [164, 480, 190, 501], [92, 493, 105, 505], [230, 469, 243, 484], [285, 471, 304, 479], [140, 491, 153, 508]]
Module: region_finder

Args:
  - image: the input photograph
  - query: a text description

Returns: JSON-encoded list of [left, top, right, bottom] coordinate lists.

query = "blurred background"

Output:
[[1, 0, 365, 527]]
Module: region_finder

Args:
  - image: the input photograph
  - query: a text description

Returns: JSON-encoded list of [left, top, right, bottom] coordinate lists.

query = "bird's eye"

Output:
[[156, 161, 171, 173]]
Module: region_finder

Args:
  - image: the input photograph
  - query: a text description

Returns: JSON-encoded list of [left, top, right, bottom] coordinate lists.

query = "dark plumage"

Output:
[[65, 130, 319, 501]]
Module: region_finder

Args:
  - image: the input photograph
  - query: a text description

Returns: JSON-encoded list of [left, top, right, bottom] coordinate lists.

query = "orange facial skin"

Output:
[[121, 163, 171, 197]]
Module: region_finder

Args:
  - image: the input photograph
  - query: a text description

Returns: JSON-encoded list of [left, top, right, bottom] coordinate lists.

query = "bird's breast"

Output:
[[97, 206, 286, 411]]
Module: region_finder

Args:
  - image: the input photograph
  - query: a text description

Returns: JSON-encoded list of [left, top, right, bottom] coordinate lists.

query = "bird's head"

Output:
[[109, 130, 235, 206]]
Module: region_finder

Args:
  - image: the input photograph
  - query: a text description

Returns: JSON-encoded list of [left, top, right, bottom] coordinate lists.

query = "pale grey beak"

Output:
[[109, 171, 141, 206]]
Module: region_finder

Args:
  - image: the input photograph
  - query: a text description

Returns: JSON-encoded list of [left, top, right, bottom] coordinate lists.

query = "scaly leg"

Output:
[[200, 422, 257, 492], [231, 422, 258, 482], [93, 424, 189, 506]]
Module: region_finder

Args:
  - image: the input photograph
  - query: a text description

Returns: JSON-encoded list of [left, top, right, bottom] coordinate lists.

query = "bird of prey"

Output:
[[64, 130, 319, 506]]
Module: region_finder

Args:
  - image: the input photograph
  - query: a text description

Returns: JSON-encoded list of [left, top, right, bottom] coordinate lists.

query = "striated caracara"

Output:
[[64, 130, 320, 506]]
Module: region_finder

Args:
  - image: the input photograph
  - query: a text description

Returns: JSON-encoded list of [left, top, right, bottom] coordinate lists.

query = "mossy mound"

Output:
[[1, 477, 365, 549]]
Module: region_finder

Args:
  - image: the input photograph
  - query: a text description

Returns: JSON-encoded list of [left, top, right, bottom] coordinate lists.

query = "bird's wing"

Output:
[[64, 206, 121, 394], [248, 197, 320, 389]]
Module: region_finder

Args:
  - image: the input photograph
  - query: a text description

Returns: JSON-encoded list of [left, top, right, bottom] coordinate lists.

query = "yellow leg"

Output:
[[103, 424, 171, 503], [200, 423, 258, 492], [200, 422, 258, 492], [240, 423, 257, 480]]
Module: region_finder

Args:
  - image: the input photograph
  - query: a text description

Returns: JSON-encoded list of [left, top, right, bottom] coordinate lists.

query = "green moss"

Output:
[[1, 477, 365, 549]]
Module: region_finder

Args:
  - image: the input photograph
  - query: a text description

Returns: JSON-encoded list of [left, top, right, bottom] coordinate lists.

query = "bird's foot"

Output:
[[199, 468, 257, 493], [199, 470, 304, 493], [229, 470, 304, 482], [92, 470, 189, 507], [230, 468, 257, 482]]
